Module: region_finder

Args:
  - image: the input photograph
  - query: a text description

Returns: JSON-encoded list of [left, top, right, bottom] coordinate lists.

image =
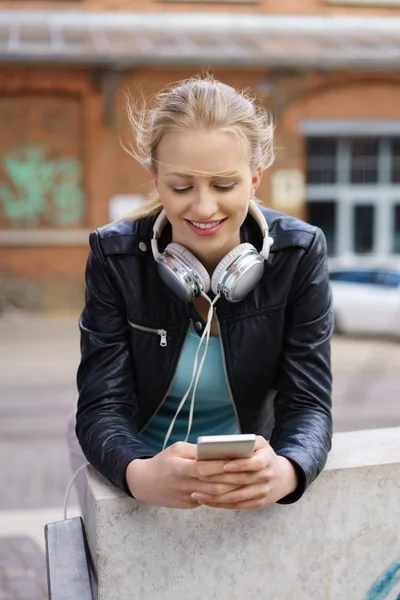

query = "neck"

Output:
[[201, 253, 224, 275], [193, 234, 242, 276]]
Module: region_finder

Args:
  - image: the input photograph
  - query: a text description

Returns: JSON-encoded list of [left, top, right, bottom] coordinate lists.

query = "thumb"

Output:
[[254, 435, 269, 451], [169, 441, 198, 459]]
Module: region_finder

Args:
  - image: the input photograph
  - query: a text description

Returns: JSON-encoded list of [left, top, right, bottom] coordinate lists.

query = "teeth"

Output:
[[190, 220, 222, 229]]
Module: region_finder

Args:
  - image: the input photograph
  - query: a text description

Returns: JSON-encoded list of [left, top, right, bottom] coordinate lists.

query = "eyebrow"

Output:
[[165, 171, 240, 178]]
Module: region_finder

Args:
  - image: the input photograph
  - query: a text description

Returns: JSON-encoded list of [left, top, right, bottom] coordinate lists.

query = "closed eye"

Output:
[[171, 187, 192, 194], [215, 184, 236, 192], [171, 184, 236, 194]]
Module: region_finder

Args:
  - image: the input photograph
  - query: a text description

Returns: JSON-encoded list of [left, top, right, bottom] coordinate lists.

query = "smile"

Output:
[[190, 220, 223, 229], [185, 218, 226, 236]]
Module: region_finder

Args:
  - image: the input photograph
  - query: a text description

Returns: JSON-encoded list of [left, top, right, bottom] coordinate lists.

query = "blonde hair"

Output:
[[125, 73, 274, 219]]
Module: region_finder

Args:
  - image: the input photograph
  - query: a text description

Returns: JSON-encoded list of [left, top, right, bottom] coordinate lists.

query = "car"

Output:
[[328, 256, 400, 338]]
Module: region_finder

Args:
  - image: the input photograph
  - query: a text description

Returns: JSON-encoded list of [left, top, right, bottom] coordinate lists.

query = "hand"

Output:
[[191, 436, 298, 510], [125, 442, 242, 509]]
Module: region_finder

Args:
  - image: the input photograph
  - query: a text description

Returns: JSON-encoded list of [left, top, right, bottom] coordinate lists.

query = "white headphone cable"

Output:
[[162, 293, 220, 451], [64, 296, 219, 516], [184, 292, 217, 444], [63, 302, 214, 518], [62, 462, 89, 520]]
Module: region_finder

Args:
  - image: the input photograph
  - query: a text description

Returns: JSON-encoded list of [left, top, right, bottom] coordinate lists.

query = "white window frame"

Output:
[[302, 122, 400, 257]]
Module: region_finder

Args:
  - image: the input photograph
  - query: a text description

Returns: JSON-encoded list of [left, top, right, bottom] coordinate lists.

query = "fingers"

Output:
[[172, 458, 241, 496], [195, 459, 231, 478], [169, 444, 230, 478], [169, 441, 197, 459], [254, 435, 269, 450], [165, 438, 273, 508], [197, 498, 268, 510], [192, 483, 269, 506], [192, 480, 242, 497], [197, 470, 266, 486], [185, 501, 203, 510], [221, 446, 273, 474], [168, 437, 270, 475]]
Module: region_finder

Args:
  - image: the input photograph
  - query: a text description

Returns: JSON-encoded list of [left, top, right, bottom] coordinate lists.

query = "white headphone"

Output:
[[151, 199, 274, 303]]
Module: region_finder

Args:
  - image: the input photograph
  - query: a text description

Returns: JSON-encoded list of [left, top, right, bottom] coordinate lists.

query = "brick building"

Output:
[[0, 1, 400, 310]]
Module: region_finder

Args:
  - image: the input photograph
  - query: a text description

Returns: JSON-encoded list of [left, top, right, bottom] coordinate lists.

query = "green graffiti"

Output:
[[0, 145, 85, 227]]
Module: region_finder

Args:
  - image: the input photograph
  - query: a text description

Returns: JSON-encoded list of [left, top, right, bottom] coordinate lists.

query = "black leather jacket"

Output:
[[76, 206, 333, 504]]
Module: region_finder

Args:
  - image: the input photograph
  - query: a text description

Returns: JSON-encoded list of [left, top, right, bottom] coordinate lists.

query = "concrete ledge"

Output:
[[83, 428, 400, 600]]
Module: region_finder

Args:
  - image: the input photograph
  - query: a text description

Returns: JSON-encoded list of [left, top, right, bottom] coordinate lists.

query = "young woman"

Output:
[[69, 74, 333, 511]]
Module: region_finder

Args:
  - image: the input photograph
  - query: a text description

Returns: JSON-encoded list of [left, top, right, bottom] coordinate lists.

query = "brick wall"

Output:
[[0, 246, 88, 311], [2, 64, 400, 311], [0, 95, 86, 230], [0, 67, 104, 312]]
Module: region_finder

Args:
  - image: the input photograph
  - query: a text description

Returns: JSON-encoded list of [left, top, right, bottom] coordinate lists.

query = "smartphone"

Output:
[[196, 434, 256, 460]]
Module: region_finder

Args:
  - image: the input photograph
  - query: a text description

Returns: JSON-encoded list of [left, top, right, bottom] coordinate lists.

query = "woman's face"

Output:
[[154, 127, 262, 271]]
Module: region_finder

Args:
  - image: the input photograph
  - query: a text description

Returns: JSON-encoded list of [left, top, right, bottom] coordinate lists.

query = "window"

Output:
[[393, 204, 400, 253], [350, 139, 379, 185], [306, 139, 337, 185], [306, 134, 400, 257], [392, 140, 400, 184], [306, 200, 337, 256], [353, 205, 375, 254]]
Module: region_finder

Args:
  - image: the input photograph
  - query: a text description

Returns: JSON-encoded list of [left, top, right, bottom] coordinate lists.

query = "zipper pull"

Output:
[[157, 329, 167, 347]]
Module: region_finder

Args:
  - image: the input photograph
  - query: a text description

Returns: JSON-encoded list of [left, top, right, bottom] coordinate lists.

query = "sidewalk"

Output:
[[0, 506, 80, 600], [0, 309, 81, 599]]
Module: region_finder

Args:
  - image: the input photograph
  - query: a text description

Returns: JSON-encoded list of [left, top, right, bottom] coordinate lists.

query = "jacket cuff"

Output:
[[275, 448, 314, 504], [111, 445, 156, 497]]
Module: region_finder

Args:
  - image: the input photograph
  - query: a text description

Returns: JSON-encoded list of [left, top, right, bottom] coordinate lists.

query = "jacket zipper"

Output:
[[127, 320, 167, 347], [138, 322, 191, 434], [215, 312, 242, 433]]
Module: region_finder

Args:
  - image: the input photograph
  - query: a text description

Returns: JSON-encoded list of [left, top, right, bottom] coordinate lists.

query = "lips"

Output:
[[185, 218, 227, 237], [189, 220, 223, 230]]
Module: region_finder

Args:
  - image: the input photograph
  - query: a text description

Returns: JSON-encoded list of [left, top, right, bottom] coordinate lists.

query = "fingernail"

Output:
[[224, 463, 238, 471], [191, 493, 203, 501]]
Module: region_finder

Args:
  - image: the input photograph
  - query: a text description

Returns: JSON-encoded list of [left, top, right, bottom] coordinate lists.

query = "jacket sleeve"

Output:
[[269, 227, 334, 504], [75, 232, 155, 496]]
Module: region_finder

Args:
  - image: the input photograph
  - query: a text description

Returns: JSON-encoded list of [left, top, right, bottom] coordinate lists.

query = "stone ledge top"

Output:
[[326, 426, 400, 470], [87, 426, 400, 502]]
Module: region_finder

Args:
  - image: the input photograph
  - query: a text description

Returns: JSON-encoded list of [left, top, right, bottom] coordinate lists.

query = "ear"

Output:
[[251, 166, 263, 196]]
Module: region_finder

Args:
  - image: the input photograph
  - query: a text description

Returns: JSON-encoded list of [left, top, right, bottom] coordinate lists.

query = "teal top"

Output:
[[139, 327, 239, 453]]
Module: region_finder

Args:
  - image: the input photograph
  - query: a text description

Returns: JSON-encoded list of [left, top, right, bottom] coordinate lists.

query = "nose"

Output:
[[191, 185, 218, 219]]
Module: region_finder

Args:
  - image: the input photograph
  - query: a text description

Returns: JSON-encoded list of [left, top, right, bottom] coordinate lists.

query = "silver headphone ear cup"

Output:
[[211, 243, 254, 292], [166, 243, 210, 292], [156, 243, 210, 302], [211, 243, 264, 302]]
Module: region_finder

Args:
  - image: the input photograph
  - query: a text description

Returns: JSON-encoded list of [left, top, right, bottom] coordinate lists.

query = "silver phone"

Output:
[[196, 434, 256, 460]]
